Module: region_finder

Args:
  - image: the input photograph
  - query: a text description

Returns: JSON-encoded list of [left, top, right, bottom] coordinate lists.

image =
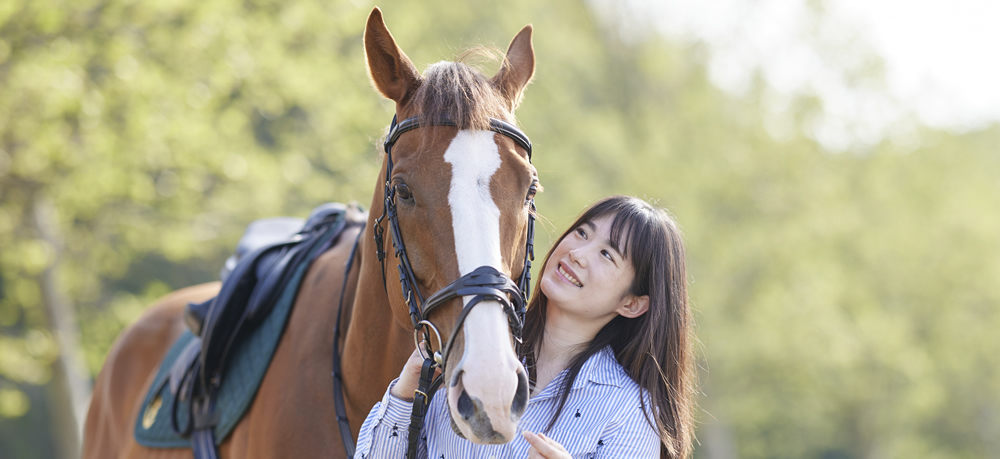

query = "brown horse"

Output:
[[83, 7, 538, 458]]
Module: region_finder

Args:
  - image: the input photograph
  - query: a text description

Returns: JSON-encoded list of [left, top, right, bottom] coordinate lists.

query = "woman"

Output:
[[355, 196, 696, 458]]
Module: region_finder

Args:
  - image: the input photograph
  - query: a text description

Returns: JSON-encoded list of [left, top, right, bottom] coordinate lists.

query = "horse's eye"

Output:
[[525, 181, 538, 203], [395, 183, 413, 201]]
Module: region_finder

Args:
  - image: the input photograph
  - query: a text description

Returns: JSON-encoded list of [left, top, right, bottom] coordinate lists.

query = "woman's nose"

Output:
[[569, 247, 586, 267]]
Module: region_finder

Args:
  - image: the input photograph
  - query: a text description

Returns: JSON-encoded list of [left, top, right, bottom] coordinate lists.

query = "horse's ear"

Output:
[[364, 7, 420, 104], [492, 25, 535, 113]]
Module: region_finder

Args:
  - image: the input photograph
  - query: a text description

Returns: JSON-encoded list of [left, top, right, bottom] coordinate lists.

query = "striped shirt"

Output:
[[354, 346, 659, 458]]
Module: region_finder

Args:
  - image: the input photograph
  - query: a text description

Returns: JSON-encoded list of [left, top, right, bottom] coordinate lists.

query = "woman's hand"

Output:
[[524, 431, 572, 459], [390, 343, 435, 401], [390, 346, 424, 401]]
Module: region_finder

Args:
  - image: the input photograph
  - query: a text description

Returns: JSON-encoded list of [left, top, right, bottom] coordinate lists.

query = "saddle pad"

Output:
[[133, 222, 341, 448]]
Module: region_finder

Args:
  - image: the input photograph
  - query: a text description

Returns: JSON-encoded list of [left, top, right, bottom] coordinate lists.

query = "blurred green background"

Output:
[[1, 0, 998, 458]]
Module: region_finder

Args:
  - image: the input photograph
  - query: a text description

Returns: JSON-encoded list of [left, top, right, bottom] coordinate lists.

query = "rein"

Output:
[[334, 114, 535, 458]]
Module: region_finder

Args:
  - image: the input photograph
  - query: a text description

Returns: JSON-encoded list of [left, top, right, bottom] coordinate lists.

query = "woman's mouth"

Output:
[[557, 263, 583, 287]]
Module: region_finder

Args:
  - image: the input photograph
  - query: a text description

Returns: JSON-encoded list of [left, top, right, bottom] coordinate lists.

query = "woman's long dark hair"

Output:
[[520, 195, 695, 458]]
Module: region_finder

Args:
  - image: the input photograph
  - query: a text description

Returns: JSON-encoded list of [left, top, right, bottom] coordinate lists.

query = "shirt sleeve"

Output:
[[353, 379, 424, 459], [595, 398, 660, 458]]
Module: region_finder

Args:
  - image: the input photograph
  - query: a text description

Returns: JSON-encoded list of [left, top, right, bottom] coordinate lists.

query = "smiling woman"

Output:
[[357, 195, 697, 459]]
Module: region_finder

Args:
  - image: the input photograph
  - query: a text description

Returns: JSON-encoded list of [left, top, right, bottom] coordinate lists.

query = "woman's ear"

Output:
[[617, 295, 649, 319]]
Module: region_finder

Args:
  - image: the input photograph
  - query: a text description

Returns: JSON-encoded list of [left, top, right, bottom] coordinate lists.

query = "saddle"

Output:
[[145, 203, 358, 458]]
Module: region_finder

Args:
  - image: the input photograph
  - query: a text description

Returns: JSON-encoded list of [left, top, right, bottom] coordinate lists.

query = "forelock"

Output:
[[414, 58, 513, 131]]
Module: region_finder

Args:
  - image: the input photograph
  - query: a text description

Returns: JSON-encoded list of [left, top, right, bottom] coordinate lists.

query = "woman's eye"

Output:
[[395, 183, 413, 201], [601, 249, 614, 261], [575, 227, 587, 239]]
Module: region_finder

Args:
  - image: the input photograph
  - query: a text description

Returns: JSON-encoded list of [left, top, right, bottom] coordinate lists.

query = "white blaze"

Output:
[[444, 129, 521, 438], [444, 130, 503, 273]]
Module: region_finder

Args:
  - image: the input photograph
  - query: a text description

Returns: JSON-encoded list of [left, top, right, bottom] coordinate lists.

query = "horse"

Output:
[[82, 8, 538, 458]]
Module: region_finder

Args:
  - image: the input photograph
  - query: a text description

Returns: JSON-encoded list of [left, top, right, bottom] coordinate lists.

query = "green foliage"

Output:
[[0, 0, 385, 439], [2, 0, 999, 457]]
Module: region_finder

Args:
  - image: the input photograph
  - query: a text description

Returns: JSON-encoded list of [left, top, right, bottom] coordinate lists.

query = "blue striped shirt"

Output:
[[354, 346, 659, 458]]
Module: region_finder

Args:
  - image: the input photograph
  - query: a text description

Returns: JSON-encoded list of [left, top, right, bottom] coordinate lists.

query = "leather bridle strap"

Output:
[[420, 266, 526, 365], [406, 356, 444, 459], [385, 116, 532, 160]]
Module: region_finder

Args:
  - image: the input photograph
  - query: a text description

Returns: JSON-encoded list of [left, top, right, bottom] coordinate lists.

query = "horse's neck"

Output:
[[340, 227, 414, 435]]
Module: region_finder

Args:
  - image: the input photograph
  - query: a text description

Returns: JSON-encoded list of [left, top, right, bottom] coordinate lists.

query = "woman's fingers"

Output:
[[390, 346, 425, 400], [524, 431, 544, 459], [523, 431, 571, 459], [391, 341, 445, 401]]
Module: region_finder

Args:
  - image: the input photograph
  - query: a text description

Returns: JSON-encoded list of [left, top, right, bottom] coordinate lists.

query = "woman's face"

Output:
[[540, 215, 643, 323]]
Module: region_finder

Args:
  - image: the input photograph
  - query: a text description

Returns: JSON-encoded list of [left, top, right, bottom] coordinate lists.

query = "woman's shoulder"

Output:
[[546, 348, 659, 457]]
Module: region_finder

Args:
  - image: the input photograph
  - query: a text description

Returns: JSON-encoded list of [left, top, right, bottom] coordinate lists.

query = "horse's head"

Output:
[[364, 8, 537, 444]]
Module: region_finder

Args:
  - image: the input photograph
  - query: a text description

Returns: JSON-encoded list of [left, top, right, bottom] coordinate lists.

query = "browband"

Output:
[[384, 116, 533, 160]]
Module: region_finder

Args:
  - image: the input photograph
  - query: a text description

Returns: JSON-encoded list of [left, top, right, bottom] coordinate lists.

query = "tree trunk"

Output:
[[32, 195, 91, 459], [979, 404, 999, 459]]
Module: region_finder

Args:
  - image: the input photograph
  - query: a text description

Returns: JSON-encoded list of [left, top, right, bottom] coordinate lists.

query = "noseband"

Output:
[[373, 114, 536, 367]]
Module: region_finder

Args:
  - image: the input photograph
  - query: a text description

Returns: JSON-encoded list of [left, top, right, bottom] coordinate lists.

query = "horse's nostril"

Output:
[[511, 370, 528, 418], [457, 390, 475, 420]]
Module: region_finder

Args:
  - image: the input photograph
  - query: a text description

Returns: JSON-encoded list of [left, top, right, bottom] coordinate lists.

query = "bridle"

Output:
[[332, 114, 536, 459], [374, 114, 536, 368], [376, 114, 535, 458]]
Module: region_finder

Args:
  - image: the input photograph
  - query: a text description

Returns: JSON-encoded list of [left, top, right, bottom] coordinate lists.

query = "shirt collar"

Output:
[[529, 346, 628, 404], [571, 345, 626, 390]]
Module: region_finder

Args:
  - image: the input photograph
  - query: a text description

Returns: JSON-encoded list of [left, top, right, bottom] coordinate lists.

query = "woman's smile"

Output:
[[557, 262, 583, 287]]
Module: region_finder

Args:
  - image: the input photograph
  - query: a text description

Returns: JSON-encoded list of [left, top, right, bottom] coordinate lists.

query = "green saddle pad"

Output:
[[133, 223, 337, 448]]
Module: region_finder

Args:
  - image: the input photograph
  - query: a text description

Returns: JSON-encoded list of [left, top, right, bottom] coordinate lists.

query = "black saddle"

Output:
[[165, 202, 357, 458]]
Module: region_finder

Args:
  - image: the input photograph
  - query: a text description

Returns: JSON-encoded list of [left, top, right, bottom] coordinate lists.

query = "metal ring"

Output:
[[413, 319, 444, 361]]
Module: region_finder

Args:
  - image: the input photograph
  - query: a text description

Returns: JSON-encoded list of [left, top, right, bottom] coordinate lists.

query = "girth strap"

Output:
[[191, 429, 219, 459], [190, 396, 220, 459], [332, 225, 364, 458]]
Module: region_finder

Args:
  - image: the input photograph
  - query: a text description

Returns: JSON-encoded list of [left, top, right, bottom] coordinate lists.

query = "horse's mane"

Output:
[[413, 48, 513, 131]]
